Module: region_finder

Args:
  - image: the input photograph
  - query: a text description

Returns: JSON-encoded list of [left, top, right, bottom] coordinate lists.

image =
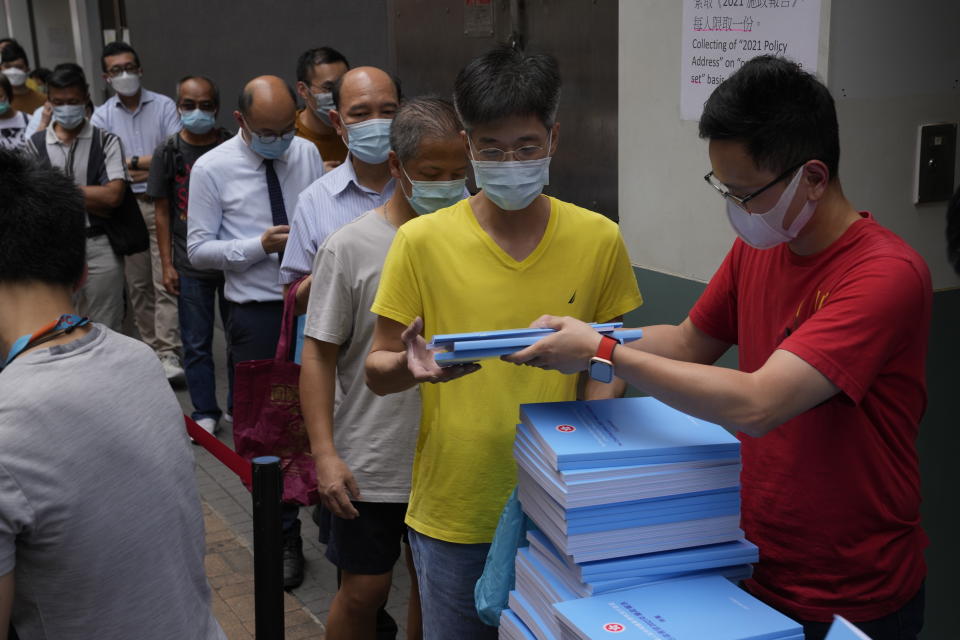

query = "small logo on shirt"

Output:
[[568, 291, 577, 304], [556, 424, 576, 433], [603, 623, 625, 633]]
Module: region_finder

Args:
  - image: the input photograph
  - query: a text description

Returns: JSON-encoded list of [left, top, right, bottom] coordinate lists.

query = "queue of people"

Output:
[[0, 34, 931, 640]]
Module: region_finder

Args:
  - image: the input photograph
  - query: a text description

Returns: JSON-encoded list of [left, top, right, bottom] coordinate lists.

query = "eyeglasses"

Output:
[[704, 161, 806, 212], [106, 63, 139, 77], [474, 144, 548, 162]]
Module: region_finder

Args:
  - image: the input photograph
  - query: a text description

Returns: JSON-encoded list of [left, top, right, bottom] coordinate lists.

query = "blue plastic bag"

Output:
[[474, 487, 533, 626]]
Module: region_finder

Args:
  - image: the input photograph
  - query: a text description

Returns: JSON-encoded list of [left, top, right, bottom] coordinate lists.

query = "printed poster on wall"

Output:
[[680, 0, 823, 121]]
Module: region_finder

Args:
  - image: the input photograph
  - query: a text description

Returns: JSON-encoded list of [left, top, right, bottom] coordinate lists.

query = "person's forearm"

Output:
[[187, 234, 267, 272], [81, 182, 123, 216], [612, 347, 770, 436], [584, 375, 627, 401], [154, 198, 174, 267], [300, 338, 339, 457], [294, 276, 312, 316], [129, 153, 153, 169], [365, 349, 418, 396]]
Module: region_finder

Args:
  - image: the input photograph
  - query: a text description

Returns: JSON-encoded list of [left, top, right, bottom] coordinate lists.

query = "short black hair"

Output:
[[177, 75, 220, 108], [0, 74, 10, 103], [331, 71, 401, 111], [454, 46, 561, 131], [29, 67, 52, 84], [390, 97, 462, 163], [237, 80, 297, 116], [0, 41, 28, 66], [296, 47, 350, 84], [101, 41, 140, 72], [699, 56, 840, 180], [47, 63, 88, 93], [0, 149, 86, 287]]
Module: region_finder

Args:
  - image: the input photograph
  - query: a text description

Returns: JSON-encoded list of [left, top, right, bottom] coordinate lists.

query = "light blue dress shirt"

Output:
[[91, 88, 181, 193], [279, 156, 396, 284], [187, 134, 323, 304]]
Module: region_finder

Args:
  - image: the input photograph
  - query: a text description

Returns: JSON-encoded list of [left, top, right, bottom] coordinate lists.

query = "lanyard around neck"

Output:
[[1, 314, 90, 371]]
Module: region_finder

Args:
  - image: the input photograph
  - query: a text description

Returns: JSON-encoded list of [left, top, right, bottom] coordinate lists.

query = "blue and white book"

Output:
[[500, 609, 539, 640], [553, 575, 802, 640], [431, 323, 624, 346], [520, 397, 739, 470], [825, 616, 872, 640], [434, 328, 643, 365], [509, 589, 561, 640]]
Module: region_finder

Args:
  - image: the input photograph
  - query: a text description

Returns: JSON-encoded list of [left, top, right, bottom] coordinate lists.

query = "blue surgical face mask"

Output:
[[469, 134, 552, 211], [52, 104, 86, 130], [311, 92, 336, 127], [400, 164, 466, 215], [344, 118, 392, 164], [0, 100, 10, 116], [246, 128, 295, 160], [180, 108, 216, 135]]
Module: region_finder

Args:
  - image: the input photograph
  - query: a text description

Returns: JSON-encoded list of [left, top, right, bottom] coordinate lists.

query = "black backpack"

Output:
[[159, 127, 232, 202], [30, 126, 149, 256]]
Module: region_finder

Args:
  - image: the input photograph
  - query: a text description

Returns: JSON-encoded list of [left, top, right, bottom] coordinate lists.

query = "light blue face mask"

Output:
[[180, 109, 216, 135], [247, 128, 296, 160], [344, 118, 392, 164], [0, 100, 10, 116], [52, 104, 86, 130], [400, 164, 466, 215], [470, 134, 552, 211], [312, 92, 336, 127]]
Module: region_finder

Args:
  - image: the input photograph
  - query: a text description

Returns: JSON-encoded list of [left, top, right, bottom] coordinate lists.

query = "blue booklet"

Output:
[[553, 575, 802, 640], [500, 609, 539, 640], [433, 328, 643, 365], [825, 616, 872, 639], [430, 322, 623, 345], [521, 397, 739, 469]]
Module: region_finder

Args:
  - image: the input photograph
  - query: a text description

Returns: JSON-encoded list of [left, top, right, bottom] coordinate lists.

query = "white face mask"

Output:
[[109, 71, 141, 97], [725, 167, 816, 250], [2, 67, 27, 87]]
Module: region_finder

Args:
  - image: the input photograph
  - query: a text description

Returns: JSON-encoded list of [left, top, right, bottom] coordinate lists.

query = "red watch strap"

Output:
[[595, 335, 617, 361]]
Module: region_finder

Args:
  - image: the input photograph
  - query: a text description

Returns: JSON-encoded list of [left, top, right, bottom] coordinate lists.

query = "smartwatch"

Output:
[[589, 335, 618, 383], [130, 155, 140, 170]]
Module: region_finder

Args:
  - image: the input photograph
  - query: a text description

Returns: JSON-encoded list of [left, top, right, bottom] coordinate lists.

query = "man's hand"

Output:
[[503, 315, 602, 374], [128, 168, 150, 183], [37, 102, 52, 131], [261, 224, 290, 254], [162, 263, 180, 295], [402, 317, 480, 383], [314, 452, 360, 519]]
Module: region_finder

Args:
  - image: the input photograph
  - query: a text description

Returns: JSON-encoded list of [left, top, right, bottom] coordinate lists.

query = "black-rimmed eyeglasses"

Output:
[[704, 161, 806, 211]]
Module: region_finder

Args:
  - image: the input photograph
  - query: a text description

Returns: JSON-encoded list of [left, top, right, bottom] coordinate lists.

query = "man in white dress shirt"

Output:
[[186, 75, 323, 589]]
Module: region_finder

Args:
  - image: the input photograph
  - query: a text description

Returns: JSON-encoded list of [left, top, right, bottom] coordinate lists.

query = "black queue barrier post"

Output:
[[252, 455, 284, 639]]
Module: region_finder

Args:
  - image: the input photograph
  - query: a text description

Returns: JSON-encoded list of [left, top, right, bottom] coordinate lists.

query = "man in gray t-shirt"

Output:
[[0, 149, 224, 640], [299, 97, 468, 639]]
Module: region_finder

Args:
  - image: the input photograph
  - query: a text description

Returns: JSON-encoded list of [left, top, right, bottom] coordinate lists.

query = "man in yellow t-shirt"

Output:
[[366, 46, 642, 639]]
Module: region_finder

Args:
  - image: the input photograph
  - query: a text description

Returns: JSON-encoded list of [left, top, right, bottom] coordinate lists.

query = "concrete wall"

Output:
[[124, 0, 391, 129]]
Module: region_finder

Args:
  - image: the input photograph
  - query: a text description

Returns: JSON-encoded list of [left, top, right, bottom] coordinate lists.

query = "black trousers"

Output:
[[798, 582, 925, 640]]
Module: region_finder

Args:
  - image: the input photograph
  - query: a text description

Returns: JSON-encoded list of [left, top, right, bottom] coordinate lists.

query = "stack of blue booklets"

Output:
[[429, 323, 643, 365], [552, 575, 803, 639], [515, 397, 744, 563]]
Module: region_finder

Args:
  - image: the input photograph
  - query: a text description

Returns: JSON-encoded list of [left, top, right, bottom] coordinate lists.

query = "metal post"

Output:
[[252, 456, 284, 640]]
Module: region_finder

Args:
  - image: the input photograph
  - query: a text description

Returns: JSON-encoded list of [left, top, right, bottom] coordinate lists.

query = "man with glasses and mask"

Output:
[[187, 75, 323, 589], [24, 63, 128, 332], [280, 65, 400, 314], [294, 46, 349, 173], [504, 56, 930, 640], [147, 76, 232, 438], [92, 41, 184, 383], [365, 47, 641, 638]]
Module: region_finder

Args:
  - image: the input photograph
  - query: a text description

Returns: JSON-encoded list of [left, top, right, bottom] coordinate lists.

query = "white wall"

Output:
[[619, 0, 960, 290]]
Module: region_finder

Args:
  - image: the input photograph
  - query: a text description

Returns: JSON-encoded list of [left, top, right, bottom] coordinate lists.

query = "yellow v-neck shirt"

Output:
[[372, 196, 642, 543]]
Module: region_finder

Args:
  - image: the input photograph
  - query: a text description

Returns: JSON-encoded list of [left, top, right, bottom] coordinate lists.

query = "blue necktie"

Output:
[[263, 159, 288, 227]]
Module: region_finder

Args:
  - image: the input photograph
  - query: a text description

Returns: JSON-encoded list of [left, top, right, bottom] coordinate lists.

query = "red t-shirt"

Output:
[[689, 213, 931, 622]]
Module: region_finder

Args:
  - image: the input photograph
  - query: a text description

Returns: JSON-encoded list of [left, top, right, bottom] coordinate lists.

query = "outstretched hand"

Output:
[[402, 316, 481, 383], [502, 315, 602, 374]]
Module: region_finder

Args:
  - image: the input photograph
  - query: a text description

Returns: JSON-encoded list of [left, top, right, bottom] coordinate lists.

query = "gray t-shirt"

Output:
[[0, 325, 225, 640], [304, 209, 420, 503]]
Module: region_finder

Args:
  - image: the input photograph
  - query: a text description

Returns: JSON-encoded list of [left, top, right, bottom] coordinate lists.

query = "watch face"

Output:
[[589, 358, 613, 384]]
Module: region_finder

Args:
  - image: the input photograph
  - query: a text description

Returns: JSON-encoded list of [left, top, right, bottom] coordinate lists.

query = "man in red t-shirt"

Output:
[[506, 56, 930, 640]]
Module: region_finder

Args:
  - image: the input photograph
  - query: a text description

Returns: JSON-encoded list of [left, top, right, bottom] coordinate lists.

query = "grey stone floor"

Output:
[[174, 315, 414, 637]]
